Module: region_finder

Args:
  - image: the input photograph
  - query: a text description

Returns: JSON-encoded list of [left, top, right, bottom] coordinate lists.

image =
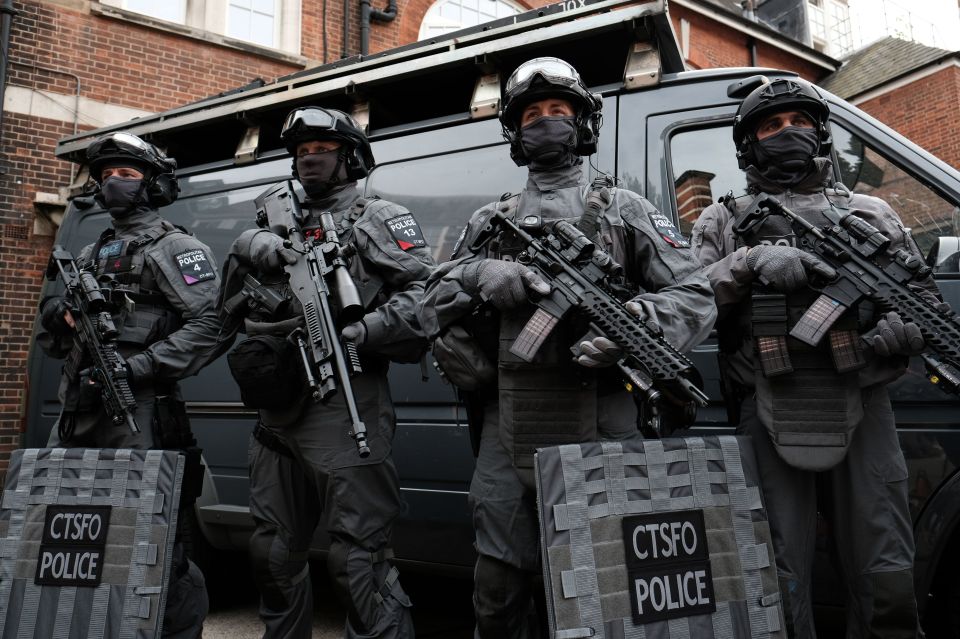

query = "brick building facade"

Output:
[[0, 0, 928, 474]]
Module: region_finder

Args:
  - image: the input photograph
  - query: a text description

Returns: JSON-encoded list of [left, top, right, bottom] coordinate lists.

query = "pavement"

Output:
[[200, 553, 475, 639]]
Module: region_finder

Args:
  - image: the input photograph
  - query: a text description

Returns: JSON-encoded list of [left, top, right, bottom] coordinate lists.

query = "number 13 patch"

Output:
[[385, 214, 427, 251], [174, 249, 215, 285]]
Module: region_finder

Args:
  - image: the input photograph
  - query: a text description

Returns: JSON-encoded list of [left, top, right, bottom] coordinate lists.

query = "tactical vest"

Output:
[[725, 192, 868, 471], [490, 182, 627, 488], [86, 222, 183, 350], [0, 448, 185, 638], [536, 436, 785, 639]]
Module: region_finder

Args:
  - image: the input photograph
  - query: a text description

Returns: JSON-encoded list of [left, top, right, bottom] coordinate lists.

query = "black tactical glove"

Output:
[[867, 311, 926, 357], [576, 301, 648, 368], [39, 297, 75, 335], [466, 259, 550, 310], [746, 245, 836, 292], [248, 230, 299, 273]]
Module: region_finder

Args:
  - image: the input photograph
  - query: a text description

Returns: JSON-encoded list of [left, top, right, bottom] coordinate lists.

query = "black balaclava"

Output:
[[752, 125, 821, 188], [296, 148, 349, 197], [96, 176, 149, 218], [520, 115, 580, 171]]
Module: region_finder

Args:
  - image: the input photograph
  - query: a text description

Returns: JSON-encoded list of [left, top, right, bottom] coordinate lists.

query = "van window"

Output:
[[365, 145, 527, 262], [833, 123, 960, 254], [668, 125, 746, 234]]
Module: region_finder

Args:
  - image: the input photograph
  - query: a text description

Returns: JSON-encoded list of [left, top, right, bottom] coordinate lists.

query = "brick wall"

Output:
[[857, 66, 960, 171], [669, 4, 828, 82]]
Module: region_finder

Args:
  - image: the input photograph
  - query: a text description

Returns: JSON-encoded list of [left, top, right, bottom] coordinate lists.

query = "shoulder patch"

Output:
[[174, 248, 215, 285], [648, 211, 690, 248], [385, 213, 427, 251]]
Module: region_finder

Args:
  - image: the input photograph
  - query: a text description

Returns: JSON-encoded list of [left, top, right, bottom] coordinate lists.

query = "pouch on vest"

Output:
[[498, 313, 597, 490], [432, 324, 495, 391], [754, 349, 863, 471], [227, 334, 306, 410]]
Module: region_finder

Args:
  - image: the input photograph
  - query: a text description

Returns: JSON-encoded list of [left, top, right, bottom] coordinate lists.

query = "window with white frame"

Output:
[[123, 0, 187, 23], [228, 0, 278, 48], [99, 0, 301, 56], [807, 0, 853, 57], [418, 0, 523, 40]]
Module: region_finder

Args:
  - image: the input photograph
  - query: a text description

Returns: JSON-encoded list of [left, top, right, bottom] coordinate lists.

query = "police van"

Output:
[[24, 0, 960, 632]]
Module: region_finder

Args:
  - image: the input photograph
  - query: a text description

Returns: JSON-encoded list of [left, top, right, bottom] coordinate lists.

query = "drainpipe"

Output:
[[342, 0, 350, 57], [360, 0, 397, 56], [0, 0, 19, 151]]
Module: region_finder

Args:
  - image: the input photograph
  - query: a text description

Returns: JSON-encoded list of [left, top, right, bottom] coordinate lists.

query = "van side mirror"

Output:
[[926, 237, 960, 274]]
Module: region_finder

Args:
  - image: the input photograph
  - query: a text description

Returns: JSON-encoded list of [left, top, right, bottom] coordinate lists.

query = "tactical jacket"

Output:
[[218, 182, 435, 467], [221, 183, 435, 364], [420, 164, 716, 351], [39, 207, 224, 388], [691, 160, 942, 390]]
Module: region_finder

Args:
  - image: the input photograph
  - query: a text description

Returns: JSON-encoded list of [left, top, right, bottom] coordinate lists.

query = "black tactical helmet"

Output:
[[280, 106, 375, 180], [732, 78, 832, 169], [87, 132, 180, 206], [500, 57, 603, 165]]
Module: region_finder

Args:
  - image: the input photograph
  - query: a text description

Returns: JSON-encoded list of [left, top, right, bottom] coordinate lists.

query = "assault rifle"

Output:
[[46, 246, 140, 435], [254, 181, 370, 457], [735, 197, 960, 394], [471, 212, 709, 437]]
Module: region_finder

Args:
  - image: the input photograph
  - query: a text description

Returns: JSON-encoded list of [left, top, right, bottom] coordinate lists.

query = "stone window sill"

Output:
[[91, 4, 309, 68]]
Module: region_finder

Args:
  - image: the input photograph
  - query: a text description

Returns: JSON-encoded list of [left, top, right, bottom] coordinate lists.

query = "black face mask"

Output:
[[97, 176, 147, 218], [296, 150, 348, 197], [753, 126, 820, 180], [520, 116, 579, 171]]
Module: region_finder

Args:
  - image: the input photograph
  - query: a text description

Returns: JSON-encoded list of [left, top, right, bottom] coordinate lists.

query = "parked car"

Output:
[[24, 0, 960, 632]]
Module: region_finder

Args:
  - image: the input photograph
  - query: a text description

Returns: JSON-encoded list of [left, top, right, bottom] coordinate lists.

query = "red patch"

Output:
[[397, 239, 415, 251]]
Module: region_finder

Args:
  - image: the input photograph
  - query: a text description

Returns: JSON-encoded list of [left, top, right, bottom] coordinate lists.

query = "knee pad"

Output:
[[249, 525, 309, 611], [329, 540, 413, 636]]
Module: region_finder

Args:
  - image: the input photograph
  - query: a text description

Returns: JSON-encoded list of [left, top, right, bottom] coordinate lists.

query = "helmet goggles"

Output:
[[87, 132, 176, 177], [504, 58, 582, 96], [282, 107, 359, 143]]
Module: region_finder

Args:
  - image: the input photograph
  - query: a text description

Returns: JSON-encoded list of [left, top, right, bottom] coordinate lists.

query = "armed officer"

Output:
[[417, 57, 716, 638], [691, 78, 943, 638], [37, 132, 222, 638], [216, 107, 434, 639]]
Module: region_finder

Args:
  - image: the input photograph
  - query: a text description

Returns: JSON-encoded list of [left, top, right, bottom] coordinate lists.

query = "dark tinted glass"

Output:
[[832, 123, 959, 255], [365, 145, 528, 262], [669, 125, 746, 234]]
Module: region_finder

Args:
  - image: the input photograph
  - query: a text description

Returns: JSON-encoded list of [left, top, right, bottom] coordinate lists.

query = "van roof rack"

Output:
[[56, 0, 681, 169]]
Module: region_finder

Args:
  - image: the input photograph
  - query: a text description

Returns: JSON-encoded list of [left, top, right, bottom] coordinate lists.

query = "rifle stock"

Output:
[[254, 181, 370, 457]]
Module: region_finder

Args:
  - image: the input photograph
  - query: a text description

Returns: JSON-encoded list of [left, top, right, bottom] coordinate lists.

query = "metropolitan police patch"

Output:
[[174, 249, 215, 285], [649, 212, 691, 248], [385, 214, 426, 251], [98, 240, 125, 260]]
